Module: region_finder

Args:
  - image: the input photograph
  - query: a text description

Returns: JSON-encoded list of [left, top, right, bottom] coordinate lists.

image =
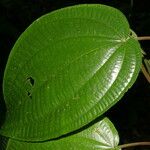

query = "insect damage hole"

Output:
[[27, 91, 32, 99], [27, 77, 35, 86], [26, 76, 35, 99], [129, 31, 133, 36]]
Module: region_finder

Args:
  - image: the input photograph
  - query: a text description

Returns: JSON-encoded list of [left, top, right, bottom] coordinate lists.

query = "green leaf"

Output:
[[1, 4, 142, 141], [3, 118, 121, 150]]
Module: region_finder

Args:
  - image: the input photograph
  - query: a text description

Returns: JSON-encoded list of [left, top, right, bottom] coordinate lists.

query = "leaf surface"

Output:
[[1, 4, 142, 141], [5, 118, 120, 150]]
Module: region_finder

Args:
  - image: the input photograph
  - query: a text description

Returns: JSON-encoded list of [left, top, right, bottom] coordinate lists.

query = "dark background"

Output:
[[0, 0, 150, 149]]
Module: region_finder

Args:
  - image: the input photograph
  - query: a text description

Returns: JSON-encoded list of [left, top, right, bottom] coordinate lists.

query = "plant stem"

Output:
[[137, 36, 150, 41], [141, 64, 150, 83], [119, 142, 150, 149]]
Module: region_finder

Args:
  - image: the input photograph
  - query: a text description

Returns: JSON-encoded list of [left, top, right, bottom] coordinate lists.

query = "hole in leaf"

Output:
[[130, 31, 133, 36], [27, 91, 32, 99], [26, 76, 34, 99], [27, 77, 34, 86]]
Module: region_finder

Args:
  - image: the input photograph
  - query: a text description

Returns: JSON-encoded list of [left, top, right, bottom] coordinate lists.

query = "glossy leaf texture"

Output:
[[1, 118, 121, 150], [1, 4, 142, 141]]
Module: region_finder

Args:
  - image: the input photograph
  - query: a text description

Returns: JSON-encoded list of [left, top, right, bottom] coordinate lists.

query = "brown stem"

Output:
[[119, 142, 150, 149], [141, 64, 150, 83], [137, 36, 150, 41]]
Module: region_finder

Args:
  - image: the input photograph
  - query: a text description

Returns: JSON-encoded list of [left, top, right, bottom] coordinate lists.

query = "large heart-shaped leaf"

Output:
[[0, 4, 141, 141], [1, 118, 120, 150]]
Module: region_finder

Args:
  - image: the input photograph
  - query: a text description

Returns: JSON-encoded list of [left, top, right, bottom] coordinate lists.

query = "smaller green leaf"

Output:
[[3, 117, 120, 150]]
